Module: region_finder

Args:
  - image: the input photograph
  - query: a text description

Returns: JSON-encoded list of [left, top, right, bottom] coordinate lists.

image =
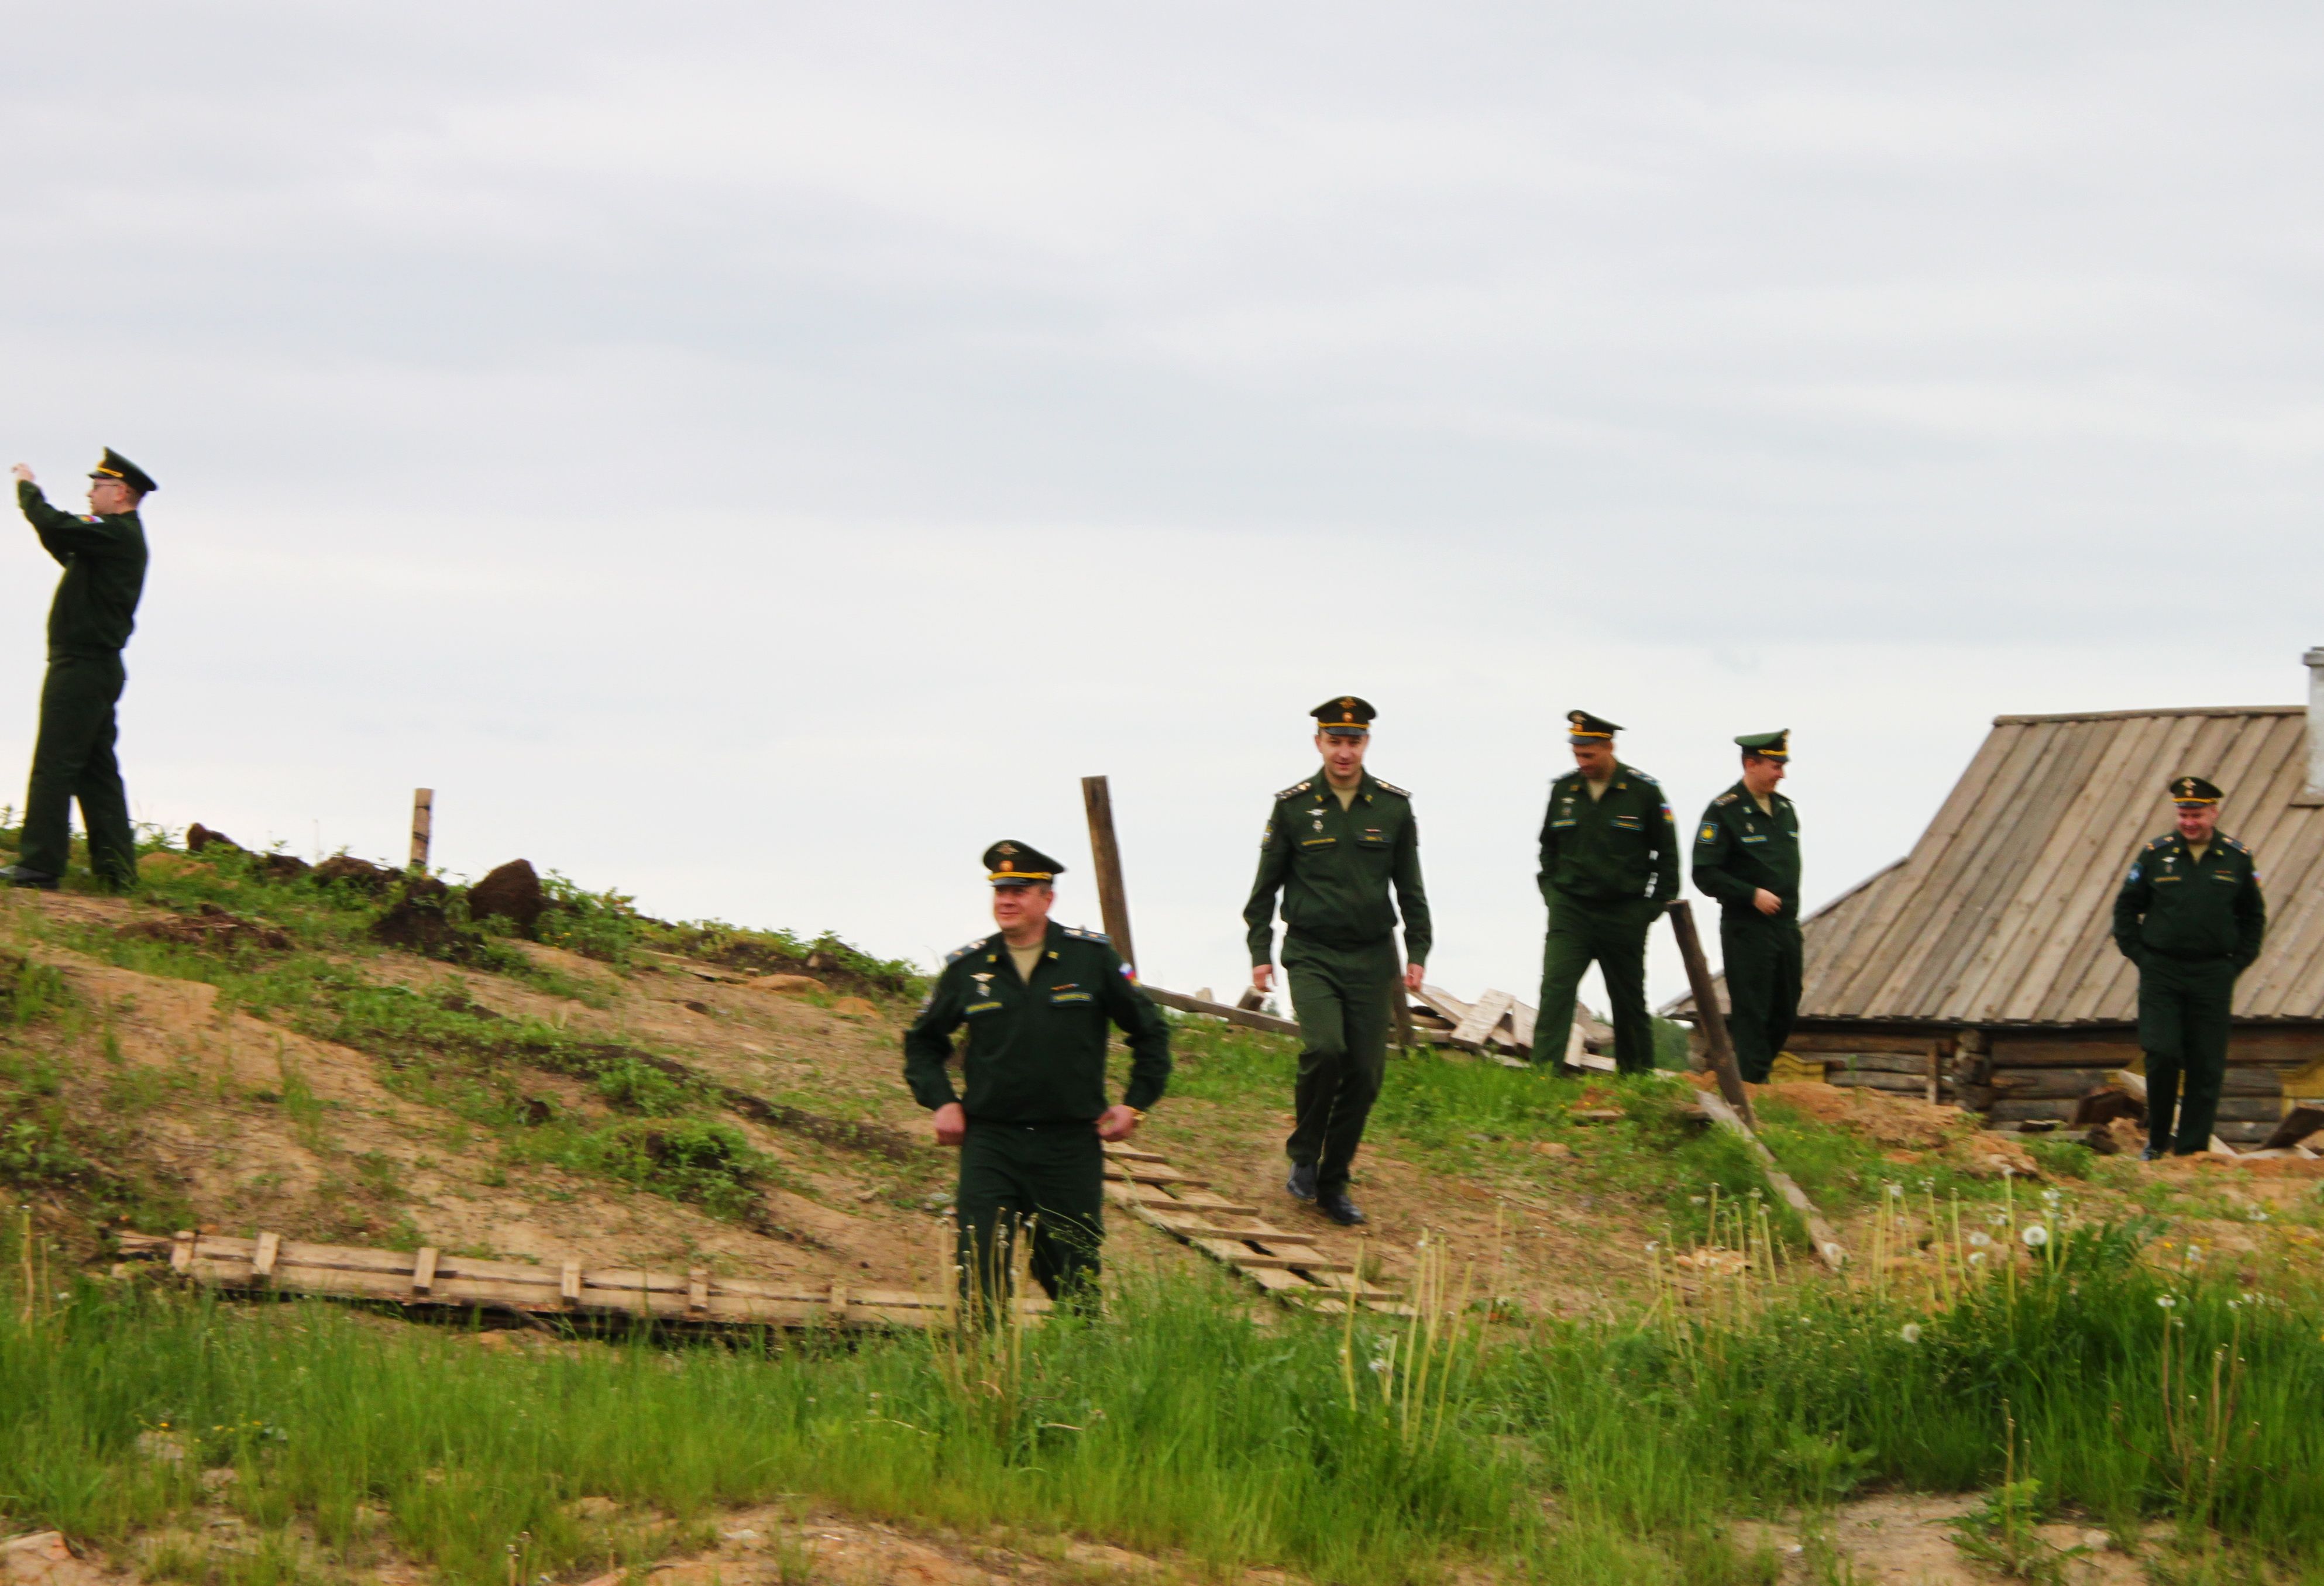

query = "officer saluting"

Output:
[[5, 450, 154, 891], [1690, 731, 1801, 1083], [1244, 697, 1431, 1227], [903, 841, 1170, 1306], [2112, 776, 2265, 1160], [1535, 711, 1679, 1073]]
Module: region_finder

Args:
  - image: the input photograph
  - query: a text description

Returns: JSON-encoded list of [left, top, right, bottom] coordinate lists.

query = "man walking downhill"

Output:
[[1690, 731, 1801, 1083], [903, 841, 1170, 1309], [2112, 776, 2265, 1160], [5, 450, 154, 891], [1244, 696, 1431, 1227], [1535, 710, 1679, 1073]]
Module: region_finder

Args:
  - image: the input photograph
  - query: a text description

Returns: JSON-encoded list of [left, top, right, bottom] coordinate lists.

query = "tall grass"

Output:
[[6, 1217, 2324, 1585]]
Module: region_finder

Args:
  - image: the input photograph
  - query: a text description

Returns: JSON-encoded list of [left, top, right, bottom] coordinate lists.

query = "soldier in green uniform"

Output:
[[903, 841, 1170, 1306], [5, 451, 153, 891], [1244, 696, 1431, 1226], [2112, 776, 2265, 1160], [1690, 731, 1801, 1083], [1535, 711, 1679, 1073]]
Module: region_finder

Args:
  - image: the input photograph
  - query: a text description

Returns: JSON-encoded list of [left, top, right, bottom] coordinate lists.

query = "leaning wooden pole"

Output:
[[1080, 776, 1137, 971], [409, 788, 434, 872], [1665, 900, 1754, 1127]]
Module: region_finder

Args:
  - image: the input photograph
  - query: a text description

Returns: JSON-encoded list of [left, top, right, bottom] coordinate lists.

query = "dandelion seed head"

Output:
[[1899, 1323, 1922, 1344], [2021, 1225, 2050, 1248]]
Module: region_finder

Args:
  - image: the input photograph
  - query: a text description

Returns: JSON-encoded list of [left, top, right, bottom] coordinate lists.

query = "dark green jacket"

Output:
[[1243, 769, 1432, 966], [1691, 781, 1802, 921], [1538, 762, 1680, 907], [18, 482, 146, 659], [2112, 831, 2266, 969], [903, 921, 1170, 1125]]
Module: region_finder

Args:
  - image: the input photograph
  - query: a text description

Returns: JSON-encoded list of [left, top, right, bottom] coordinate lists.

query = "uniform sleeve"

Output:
[[1393, 809, 1431, 967], [1242, 803, 1290, 968], [1651, 797, 1680, 906], [17, 483, 126, 566], [1536, 784, 1560, 890], [2234, 855, 2267, 971], [2111, 852, 2151, 961], [1690, 806, 1752, 906], [1099, 951, 1172, 1111], [900, 966, 967, 1110]]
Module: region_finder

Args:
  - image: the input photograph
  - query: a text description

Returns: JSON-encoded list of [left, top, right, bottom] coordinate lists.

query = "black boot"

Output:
[[2, 865, 59, 890], [1318, 1190, 1366, 1226], [1285, 1162, 1318, 1202]]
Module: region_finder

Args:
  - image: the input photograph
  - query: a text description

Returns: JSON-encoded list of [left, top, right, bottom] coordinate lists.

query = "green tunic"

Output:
[[18, 483, 146, 659], [1538, 763, 1680, 905], [903, 921, 1170, 1123], [903, 920, 1170, 1303], [2112, 830, 2267, 1154], [1691, 781, 1804, 1083], [1535, 763, 1678, 1072], [1242, 769, 1432, 966]]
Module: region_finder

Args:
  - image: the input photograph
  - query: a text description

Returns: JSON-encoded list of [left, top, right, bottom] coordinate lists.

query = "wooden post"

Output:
[[1080, 776, 1137, 971], [1665, 901, 1754, 1127], [409, 789, 434, 871]]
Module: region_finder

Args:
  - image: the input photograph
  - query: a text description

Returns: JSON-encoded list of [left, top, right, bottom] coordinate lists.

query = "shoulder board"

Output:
[[2146, 834, 2175, 851], [1631, 771, 1660, 786], [1274, 779, 1312, 800], [1372, 778, 1410, 798], [1714, 792, 1738, 806], [2224, 835, 2250, 854], [943, 937, 993, 966], [1062, 925, 1111, 944]]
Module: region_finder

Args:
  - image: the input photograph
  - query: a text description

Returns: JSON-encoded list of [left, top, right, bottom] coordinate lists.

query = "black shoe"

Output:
[[2, 866, 59, 890], [1318, 1191, 1367, 1226], [2139, 1147, 2165, 1161], [1285, 1162, 1318, 1202]]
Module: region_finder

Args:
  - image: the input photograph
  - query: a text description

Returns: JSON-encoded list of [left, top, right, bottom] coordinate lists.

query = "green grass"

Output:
[[5, 1222, 2324, 1585]]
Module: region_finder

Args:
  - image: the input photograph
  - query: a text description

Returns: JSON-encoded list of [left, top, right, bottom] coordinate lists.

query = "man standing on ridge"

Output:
[[1535, 711, 1679, 1073], [1690, 731, 1801, 1083], [1244, 696, 1431, 1227], [5, 450, 154, 891], [903, 841, 1170, 1308], [2112, 776, 2265, 1160]]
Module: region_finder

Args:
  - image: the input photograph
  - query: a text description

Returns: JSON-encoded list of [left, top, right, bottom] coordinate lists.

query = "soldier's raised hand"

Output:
[[7, 465, 31, 483]]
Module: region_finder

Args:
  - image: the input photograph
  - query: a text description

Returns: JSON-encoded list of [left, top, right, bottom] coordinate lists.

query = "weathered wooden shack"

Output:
[[1669, 666, 2324, 1143]]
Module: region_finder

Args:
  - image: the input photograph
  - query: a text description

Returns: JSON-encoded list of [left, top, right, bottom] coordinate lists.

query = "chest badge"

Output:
[[1313, 818, 1324, 832], [970, 972, 994, 993]]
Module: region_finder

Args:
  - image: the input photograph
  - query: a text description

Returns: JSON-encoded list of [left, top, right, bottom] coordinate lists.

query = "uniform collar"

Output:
[[1312, 767, 1376, 804]]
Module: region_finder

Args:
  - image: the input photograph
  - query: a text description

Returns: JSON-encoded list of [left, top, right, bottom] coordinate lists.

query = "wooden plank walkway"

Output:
[[114, 1230, 1018, 1329], [1101, 1144, 1409, 1313]]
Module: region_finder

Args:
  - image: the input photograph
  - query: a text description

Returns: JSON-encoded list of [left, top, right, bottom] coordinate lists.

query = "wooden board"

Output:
[[117, 1231, 993, 1329], [1450, 989, 1516, 1048], [1113, 1149, 1407, 1313]]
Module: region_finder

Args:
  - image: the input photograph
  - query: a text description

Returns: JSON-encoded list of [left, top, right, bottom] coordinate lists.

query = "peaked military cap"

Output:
[[984, 839, 1064, 886], [88, 448, 156, 497], [1735, 730, 1790, 761], [2168, 775, 2223, 807], [1311, 696, 1376, 737], [1567, 710, 1621, 742]]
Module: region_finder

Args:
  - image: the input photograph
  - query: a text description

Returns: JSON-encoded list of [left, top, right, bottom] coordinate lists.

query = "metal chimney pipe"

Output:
[[2306, 648, 2324, 801]]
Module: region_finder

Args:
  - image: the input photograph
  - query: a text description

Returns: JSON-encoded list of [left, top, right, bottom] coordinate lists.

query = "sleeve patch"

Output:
[[2127, 864, 2141, 883], [1699, 824, 1718, 843]]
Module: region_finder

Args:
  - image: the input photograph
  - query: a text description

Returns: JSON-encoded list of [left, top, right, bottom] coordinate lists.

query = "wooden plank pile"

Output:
[[115, 1230, 991, 1329], [1405, 985, 1615, 1072], [1970, 1035, 2289, 1145], [1101, 1143, 1407, 1314]]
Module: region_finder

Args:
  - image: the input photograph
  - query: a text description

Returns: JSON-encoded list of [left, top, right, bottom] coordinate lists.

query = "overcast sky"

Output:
[[4, 3, 2322, 1012]]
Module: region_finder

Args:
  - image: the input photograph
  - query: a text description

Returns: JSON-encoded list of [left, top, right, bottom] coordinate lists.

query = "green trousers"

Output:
[[2136, 954, 2239, 1155], [1720, 911, 1802, 1084], [20, 654, 133, 885], [955, 1121, 1105, 1306], [1282, 933, 1399, 1195], [1536, 891, 1659, 1074]]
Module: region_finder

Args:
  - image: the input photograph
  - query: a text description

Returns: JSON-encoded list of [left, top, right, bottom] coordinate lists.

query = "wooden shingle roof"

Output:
[[1675, 706, 2324, 1026]]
